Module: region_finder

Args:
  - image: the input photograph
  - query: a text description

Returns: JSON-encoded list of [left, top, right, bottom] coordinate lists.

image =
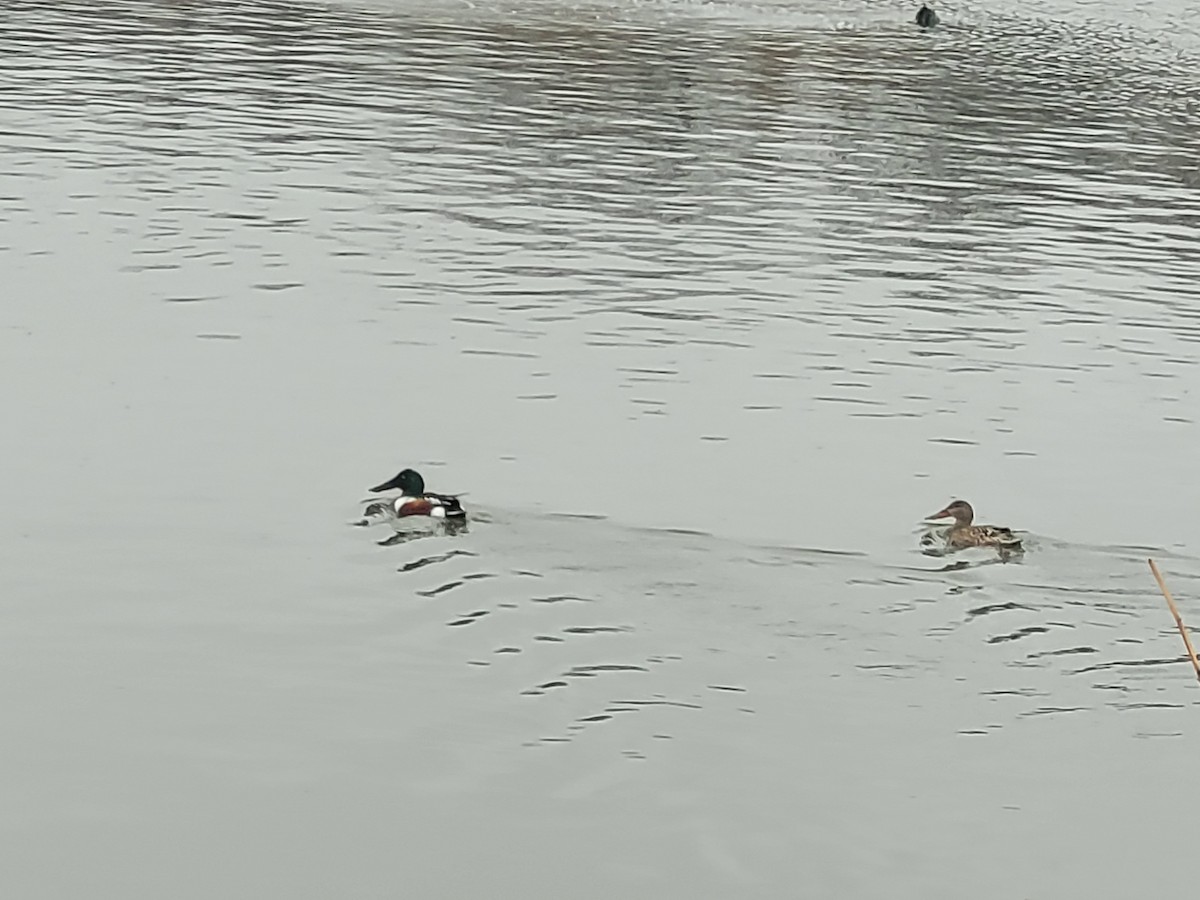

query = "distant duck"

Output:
[[916, 3, 939, 27], [363, 468, 466, 524], [924, 500, 1022, 552]]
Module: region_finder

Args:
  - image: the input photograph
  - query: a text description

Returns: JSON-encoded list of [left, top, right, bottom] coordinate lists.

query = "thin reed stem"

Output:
[[1148, 559, 1200, 684]]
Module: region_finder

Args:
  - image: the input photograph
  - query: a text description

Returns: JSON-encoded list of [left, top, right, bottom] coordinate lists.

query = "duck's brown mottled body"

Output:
[[927, 500, 1022, 551]]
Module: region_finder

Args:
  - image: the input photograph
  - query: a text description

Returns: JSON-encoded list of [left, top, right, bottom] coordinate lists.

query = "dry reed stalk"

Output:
[[1148, 558, 1200, 684]]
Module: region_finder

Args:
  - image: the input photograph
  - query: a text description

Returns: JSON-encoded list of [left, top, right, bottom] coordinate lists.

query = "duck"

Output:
[[924, 500, 1022, 551], [364, 468, 466, 523], [916, 4, 939, 27]]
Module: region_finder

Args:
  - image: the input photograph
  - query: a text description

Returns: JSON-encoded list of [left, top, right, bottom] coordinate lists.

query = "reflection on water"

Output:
[[4, 0, 1200, 894], [5, 0, 1199, 316]]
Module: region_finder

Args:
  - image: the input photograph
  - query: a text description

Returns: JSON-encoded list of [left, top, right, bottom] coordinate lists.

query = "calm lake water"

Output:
[[3, 0, 1200, 895]]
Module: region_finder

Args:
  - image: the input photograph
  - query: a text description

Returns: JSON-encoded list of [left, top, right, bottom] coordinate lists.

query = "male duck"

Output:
[[916, 3, 939, 27], [364, 468, 466, 522], [925, 500, 1021, 551]]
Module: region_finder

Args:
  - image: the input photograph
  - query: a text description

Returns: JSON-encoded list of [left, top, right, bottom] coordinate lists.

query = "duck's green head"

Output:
[[370, 468, 426, 495]]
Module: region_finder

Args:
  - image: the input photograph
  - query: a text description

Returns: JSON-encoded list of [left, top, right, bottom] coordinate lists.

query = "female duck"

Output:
[[364, 468, 466, 523], [925, 500, 1021, 551]]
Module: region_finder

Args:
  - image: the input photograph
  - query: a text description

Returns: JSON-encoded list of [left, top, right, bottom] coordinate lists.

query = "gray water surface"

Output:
[[3, 0, 1200, 896]]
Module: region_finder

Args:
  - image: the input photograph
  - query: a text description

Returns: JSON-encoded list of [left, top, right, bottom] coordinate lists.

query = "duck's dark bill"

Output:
[[370, 474, 403, 492]]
